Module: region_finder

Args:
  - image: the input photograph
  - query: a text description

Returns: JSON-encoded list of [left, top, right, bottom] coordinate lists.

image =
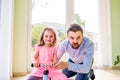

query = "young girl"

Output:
[[27, 27, 68, 80]]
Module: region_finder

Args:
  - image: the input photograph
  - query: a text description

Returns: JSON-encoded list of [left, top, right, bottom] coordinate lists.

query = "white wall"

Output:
[[0, 0, 14, 79]]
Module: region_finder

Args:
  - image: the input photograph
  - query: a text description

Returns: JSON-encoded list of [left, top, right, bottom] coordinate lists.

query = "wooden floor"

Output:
[[12, 69, 120, 80]]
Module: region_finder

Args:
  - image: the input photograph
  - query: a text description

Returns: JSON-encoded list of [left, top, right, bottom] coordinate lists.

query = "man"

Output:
[[55, 23, 95, 80]]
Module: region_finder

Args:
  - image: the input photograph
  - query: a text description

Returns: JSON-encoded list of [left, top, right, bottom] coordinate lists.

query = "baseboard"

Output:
[[93, 66, 120, 70], [27, 71, 31, 74], [93, 66, 112, 69], [112, 66, 120, 69], [13, 72, 27, 77]]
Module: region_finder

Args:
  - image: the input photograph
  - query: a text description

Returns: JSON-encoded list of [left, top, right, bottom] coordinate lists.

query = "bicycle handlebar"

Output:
[[31, 63, 50, 69]]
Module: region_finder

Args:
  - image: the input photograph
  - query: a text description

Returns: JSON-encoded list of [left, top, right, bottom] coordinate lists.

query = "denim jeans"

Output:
[[27, 75, 42, 80], [62, 59, 95, 80]]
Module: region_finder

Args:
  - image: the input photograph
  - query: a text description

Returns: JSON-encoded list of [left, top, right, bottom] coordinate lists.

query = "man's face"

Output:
[[67, 31, 83, 49]]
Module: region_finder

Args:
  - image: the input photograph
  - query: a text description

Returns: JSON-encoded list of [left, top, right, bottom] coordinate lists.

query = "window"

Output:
[[74, 0, 99, 67], [32, 0, 66, 46], [28, 0, 66, 72], [28, 0, 112, 71]]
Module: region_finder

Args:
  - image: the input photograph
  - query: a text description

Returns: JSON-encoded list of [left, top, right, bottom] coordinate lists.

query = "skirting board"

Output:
[[93, 66, 120, 69], [112, 66, 120, 69], [12, 66, 120, 77], [13, 72, 27, 77]]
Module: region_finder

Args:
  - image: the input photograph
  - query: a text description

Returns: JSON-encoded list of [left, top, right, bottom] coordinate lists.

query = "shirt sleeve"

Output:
[[57, 40, 66, 60], [68, 42, 94, 73]]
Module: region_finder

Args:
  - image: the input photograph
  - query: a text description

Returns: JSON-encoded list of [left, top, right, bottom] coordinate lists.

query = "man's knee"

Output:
[[62, 68, 77, 78]]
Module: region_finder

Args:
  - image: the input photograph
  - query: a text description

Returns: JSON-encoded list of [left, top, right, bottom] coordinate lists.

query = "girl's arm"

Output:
[[33, 50, 39, 63], [53, 52, 59, 65], [50, 52, 58, 67], [32, 48, 39, 67]]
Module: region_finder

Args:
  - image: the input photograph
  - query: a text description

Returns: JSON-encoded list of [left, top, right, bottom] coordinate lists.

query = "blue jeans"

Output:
[[62, 59, 95, 80], [27, 75, 42, 80]]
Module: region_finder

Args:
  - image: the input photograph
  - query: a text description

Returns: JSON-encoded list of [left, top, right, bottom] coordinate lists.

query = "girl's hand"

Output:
[[50, 61, 58, 67]]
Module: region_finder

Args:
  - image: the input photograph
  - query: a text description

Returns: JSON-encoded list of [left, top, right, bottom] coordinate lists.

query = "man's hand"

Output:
[[54, 61, 68, 70]]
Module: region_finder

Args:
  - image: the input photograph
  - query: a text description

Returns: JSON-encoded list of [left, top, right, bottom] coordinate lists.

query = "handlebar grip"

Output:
[[31, 63, 40, 67]]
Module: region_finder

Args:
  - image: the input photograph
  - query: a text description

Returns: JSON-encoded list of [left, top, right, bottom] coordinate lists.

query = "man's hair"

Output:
[[67, 23, 83, 34]]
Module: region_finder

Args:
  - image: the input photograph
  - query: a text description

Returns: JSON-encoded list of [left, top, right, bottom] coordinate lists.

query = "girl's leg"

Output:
[[27, 75, 42, 80]]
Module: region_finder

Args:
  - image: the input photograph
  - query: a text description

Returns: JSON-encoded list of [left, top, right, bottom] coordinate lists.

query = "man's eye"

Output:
[[70, 37, 74, 40], [77, 36, 80, 40]]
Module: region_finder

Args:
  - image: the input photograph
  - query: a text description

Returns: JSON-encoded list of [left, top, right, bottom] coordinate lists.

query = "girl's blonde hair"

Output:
[[38, 27, 57, 46]]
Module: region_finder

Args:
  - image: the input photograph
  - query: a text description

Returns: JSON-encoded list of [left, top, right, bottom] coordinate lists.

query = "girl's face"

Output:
[[43, 30, 55, 46]]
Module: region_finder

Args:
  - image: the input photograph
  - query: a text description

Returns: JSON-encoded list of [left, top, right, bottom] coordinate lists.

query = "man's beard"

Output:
[[71, 43, 80, 49]]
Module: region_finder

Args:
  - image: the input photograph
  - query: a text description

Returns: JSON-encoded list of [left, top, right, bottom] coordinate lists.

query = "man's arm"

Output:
[[57, 40, 66, 60], [56, 43, 94, 73], [68, 51, 93, 73]]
